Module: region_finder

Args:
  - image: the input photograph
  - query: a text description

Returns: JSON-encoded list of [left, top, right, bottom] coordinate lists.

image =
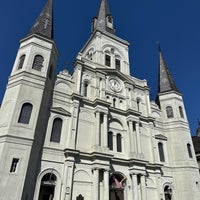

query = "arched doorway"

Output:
[[38, 173, 57, 200], [109, 173, 126, 200], [164, 185, 172, 200]]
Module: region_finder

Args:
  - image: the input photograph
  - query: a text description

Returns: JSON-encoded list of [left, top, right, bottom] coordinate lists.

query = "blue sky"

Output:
[[0, 0, 200, 135]]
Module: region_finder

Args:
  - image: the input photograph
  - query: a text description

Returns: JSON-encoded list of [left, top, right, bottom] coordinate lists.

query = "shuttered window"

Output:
[[32, 55, 44, 71], [108, 131, 113, 150], [166, 106, 174, 118], [158, 142, 165, 162], [187, 143, 193, 158], [50, 118, 63, 143], [18, 103, 33, 124], [18, 55, 25, 69], [117, 134, 122, 152], [105, 55, 111, 67], [179, 106, 184, 118]]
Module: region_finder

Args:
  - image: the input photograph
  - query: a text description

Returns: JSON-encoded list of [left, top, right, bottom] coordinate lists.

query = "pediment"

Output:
[[50, 107, 71, 117], [155, 134, 167, 141], [98, 68, 134, 84]]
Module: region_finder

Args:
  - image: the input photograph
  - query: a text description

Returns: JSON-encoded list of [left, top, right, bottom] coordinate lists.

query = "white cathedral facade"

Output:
[[0, 0, 199, 200]]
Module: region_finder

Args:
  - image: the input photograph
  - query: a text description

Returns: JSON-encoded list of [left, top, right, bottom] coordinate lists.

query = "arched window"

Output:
[[18, 103, 33, 124], [187, 143, 193, 158], [83, 82, 89, 97], [50, 118, 63, 143], [164, 185, 172, 200], [117, 134, 122, 152], [179, 106, 184, 118], [158, 142, 165, 162], [18, 55, 25, 69], [166, 106, 174, 118], [107, 15, 113, 24], [38, 173, 57, 200], [108, 131, 113, 150], [32, 55, 44, 71]]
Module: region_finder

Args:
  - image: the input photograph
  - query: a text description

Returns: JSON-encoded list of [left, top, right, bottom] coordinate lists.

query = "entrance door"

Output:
[[38, 173, 57, 200], [109, 188, 124, 200], [39, 185, 55, 200], [164, 186, 172, 200]]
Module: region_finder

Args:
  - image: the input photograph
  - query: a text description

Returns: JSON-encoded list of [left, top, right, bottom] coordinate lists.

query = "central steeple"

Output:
[[92, 0, 115, 34]]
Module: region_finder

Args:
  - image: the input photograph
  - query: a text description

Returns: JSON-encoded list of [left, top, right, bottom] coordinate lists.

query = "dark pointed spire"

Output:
[[93, 0, 115, 34], [28, 0, 54, 39], [158, 43, 180, 94], [196, 119, 200, 136]]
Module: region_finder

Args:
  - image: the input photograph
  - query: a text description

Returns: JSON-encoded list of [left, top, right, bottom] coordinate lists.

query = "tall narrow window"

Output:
[[179, 106, 184, 118], [105, 55, 111, 67], [83, 82, 88, 97], [18, 55, 25, 69], [115, 59, 121, 71], [117, 134, 122, 152], [50, 118, 63, 143], [32, 55, 44, 71], [18, 103, 33, 124], [187, 143, 193, 158], [166, 106, 174, 118], [158, 142, 165, 162], [108, 131, 113, 150], [136, 98, 140, 112], [10, 158, 19, 173], [113, 98, 116, 108]]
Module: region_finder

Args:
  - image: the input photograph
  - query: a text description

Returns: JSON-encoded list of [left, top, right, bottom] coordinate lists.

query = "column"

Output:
[[93, 169, 99, 200], [103, 113, 108, 147], [104, 170, 109, 200], [76, 64, 82, 93], [96, 77, 100, 98], [157, 175, 164, 200], [101, 79, 106, 99], [95, 112, 100, 146], [126, 87, 130, 108], [65, 161, 75, 200], [128, 120, 135, 153], [68, 101, 79, 148], [132, 174, 138, 200], [141, 175, 147, 200], [136, 123, 141, 153]]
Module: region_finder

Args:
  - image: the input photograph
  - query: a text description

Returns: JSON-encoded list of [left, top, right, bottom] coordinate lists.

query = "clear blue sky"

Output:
[[0, 0, 200, 135]]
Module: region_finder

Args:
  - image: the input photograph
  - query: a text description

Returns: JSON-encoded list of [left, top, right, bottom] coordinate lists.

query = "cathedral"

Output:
[[0, 0, 199, 200]]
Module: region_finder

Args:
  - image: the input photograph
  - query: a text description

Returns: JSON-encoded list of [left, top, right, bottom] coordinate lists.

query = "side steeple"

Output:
[[158, 43, 180, 94], [92, 0, 115, 34], [28, 0, 53, 39]]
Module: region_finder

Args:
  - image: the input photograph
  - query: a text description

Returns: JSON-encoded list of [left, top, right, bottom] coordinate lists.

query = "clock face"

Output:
[[109, 78, 121, 92]]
